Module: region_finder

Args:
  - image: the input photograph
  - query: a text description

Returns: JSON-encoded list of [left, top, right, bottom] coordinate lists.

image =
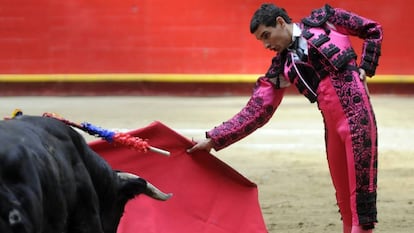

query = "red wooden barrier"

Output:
[[0, 0, 409, 75]]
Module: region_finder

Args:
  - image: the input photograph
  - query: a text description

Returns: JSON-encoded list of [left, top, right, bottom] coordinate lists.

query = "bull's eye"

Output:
[[9, 209, 22, 225]]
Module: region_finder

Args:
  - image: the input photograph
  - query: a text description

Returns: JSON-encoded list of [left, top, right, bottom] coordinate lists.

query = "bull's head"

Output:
[[101, 172, 172, 233]]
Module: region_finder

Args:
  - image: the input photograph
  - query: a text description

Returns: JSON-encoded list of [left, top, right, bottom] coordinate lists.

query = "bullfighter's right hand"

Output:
[[187, 138, 214, 153]]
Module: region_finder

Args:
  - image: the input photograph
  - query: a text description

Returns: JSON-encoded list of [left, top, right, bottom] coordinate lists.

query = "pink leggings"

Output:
[[316, 68, 378, 231]]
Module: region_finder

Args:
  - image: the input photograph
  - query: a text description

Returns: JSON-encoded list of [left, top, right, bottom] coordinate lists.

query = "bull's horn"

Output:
[[117, 172, 138, 180], [145, 182, 173, 201], [117, 172, 172, 201]]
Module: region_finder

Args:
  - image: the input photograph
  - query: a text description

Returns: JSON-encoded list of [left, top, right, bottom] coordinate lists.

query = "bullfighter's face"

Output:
[[253, 16, 293, 54]]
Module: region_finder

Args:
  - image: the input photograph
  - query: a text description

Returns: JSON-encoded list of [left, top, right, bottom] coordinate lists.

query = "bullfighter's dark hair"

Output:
[[250, 3, 292, 34]]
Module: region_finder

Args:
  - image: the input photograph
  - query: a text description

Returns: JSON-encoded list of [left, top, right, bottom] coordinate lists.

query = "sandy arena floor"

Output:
[[1, 94, 413, 233]]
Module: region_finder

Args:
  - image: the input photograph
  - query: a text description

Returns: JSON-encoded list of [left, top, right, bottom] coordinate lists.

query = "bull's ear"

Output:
[[116, 172, 172, 201]]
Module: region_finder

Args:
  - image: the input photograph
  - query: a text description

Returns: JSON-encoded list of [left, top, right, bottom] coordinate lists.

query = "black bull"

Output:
[[0, 115, 171, 233]]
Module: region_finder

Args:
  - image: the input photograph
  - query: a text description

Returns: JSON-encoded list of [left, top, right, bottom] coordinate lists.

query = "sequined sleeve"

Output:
[[328, 7, 383, 76], [206, 77, 285, 151]]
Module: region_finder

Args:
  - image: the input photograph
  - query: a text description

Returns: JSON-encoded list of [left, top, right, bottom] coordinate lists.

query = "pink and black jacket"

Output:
[[206, 4, 383, 150]]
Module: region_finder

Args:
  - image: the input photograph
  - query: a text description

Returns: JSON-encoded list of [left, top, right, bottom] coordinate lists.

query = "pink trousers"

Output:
[[316, 67, 378, 230]]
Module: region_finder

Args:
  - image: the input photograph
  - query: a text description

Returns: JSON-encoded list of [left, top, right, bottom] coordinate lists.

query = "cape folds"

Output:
[[89, 121, 268, 233]]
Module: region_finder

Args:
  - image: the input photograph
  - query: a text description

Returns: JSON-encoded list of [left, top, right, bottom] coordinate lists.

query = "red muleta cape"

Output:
[[89, 121, 268, 233]]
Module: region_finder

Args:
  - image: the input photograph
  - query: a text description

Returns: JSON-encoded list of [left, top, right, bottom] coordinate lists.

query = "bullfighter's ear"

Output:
[[9, 209, 22, 226], [116, 172, 172, 201]]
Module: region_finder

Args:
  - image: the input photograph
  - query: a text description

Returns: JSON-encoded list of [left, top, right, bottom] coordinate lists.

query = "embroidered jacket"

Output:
[[285, 25, 359, 103], [207, 4, 383, 150]]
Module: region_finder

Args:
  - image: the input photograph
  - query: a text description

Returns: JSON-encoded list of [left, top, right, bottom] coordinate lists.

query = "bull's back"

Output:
[[2, 115, 120, 200], [0, 115, 113, 183]]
